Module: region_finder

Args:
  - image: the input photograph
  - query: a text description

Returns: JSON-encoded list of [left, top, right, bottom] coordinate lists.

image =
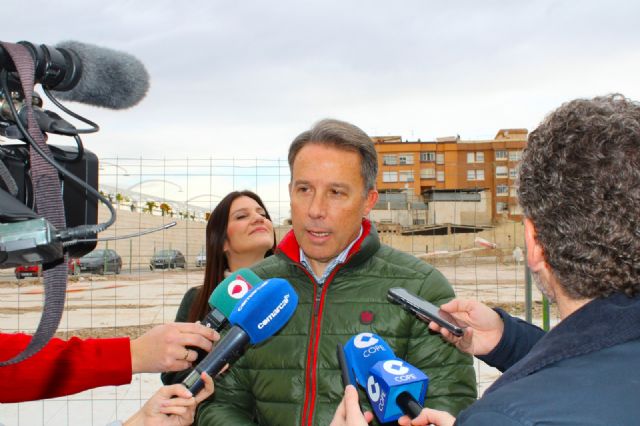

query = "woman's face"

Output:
[[223, 196, 274, 258]]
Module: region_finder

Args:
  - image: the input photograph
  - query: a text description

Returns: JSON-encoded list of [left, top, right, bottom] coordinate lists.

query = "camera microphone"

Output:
[[0, 40, 149, 110]]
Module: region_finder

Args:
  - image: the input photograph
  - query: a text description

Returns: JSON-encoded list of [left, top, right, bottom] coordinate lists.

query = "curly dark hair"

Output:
[[518, 94, 640, 299]]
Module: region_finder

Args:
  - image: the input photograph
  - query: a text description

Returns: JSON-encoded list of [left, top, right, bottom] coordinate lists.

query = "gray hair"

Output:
[[288, 118, 378, 192], [518, 94, 640, 299]]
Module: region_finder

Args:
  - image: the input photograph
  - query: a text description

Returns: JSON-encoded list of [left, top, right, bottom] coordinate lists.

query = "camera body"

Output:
[[0, 143, 98, 260]]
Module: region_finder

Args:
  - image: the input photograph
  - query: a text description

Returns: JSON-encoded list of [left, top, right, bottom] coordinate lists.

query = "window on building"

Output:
[[420, 168, 435, 179], [476, 152, 485, 163], [496, 166, 508, 178], [509, 168, 518, 179], [383, 155, 397, 165], [468, 169, 486, 181], [496, 150, 508, 161], [382, 171, 398, 182], [398, 154, 414, 165], [496, 184, 509, 196], [510, 186, 518, 197], [467, 170, 476, 181], [496, 201, 509, 212], [467, 152, 475, 164], [510, 204, 523, 215], [436, 153, 445, 165], [509, 150, 523, 161], [420, 152, 436, 162], [399, 170, 414, 182], [436, 170, 445, 182]]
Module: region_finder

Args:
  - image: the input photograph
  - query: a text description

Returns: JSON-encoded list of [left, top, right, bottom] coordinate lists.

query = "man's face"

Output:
[[289, 143, 378, 273]]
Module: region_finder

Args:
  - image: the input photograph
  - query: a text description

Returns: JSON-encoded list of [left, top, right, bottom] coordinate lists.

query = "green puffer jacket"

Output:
[[197, 220, 477, 425]]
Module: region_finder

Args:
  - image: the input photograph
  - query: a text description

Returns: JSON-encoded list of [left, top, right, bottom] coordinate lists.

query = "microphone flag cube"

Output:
[[366, 358, 429, 423], [343, 332, 395, 387]]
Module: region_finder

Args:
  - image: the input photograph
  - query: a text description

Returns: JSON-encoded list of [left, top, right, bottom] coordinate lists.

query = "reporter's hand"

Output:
[[427, 298, 503, 356], [123, 372, 214, 426], [330, 385, 374, 426], [131, 323, 219, 373], [398, 407, 456, 426]]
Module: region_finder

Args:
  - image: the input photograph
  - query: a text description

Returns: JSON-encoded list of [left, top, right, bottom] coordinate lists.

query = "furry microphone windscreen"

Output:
[[51, 41, 150, 109]]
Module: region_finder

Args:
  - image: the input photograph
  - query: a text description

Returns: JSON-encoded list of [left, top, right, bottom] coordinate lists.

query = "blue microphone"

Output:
[[182, 278, 298, 394], [343, 333, 428, 423], [343, 332, 395, 386]]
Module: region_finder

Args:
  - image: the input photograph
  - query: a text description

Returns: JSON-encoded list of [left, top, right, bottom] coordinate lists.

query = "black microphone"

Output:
[[0, 40, 149, 109]]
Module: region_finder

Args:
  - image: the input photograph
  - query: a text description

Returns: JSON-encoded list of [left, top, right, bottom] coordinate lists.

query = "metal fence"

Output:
[[0, 156, 555, 425]]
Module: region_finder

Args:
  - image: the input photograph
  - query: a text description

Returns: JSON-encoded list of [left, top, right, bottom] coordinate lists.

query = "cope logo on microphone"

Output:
[[227, 276, 252, 299], [383, 360, 410, 376], [367, 375, 381, 402], [353, 333, 379, 349]]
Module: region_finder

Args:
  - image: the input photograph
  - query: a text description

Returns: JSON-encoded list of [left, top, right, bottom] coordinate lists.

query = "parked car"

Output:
[[195, 250, 206, 267], [15, 258, 82, 279], [79, 249, 122, 275], [150, 249, 186, 270], [15, 264, 41, 279]]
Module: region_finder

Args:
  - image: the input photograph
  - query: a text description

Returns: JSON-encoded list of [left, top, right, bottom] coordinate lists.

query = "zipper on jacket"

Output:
[[301, 265, 343, 426]]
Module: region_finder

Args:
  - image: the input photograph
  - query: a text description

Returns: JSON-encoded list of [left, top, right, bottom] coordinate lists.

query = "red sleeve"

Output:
[[0, 332, 133, 402]]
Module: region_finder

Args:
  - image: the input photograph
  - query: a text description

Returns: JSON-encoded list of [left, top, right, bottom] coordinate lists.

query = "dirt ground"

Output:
[[0, 262, 551, 425]]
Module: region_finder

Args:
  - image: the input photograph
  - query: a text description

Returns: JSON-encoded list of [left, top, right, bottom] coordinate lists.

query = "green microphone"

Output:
[[203, 268, 262, 331]]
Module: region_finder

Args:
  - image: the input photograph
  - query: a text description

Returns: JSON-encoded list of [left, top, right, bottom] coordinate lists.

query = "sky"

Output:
[[2, 1, 640, 222], [3, 0, 639, 161]]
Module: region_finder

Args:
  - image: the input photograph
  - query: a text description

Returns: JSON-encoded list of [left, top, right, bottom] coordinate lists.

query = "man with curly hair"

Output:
[[333, 94, 640, 426]]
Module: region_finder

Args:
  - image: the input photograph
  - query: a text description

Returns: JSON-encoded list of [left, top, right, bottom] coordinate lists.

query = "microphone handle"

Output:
[[396, 391, 423, 419], [203, 308, 229, 332], [181, 325, 250, 394]]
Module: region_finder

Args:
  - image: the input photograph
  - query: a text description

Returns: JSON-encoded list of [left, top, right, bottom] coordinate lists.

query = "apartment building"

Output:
[[372, 129, 527, 225]]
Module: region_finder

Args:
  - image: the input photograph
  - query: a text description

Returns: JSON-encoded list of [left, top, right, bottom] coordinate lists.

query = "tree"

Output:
[[159, 202, 172, 217], [144, 200, 157, 214]]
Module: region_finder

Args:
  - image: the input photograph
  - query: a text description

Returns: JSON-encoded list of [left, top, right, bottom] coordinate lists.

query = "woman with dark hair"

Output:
[[161, 190, 276, 385]]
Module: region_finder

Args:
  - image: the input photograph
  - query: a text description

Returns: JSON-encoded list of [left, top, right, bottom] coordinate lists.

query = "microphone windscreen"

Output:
[[344, 332, 396, 387], [229, 278, 298, 345], [51, 41, 150, 109], [208, 268, 262, 318]]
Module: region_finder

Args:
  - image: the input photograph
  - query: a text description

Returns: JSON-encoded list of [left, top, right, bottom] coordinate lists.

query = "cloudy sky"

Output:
[[4, 0, 639, 161], [3, 1, 640, 222]]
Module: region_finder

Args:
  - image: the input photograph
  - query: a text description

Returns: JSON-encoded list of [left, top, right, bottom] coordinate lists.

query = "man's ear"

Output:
[[524, 218, 546, 272], [363, 189, 379, 216]]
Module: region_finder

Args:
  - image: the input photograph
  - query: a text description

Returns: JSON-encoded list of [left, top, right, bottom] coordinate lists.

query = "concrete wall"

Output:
[[94, 205, 290, 270], [92, 204, 521, 269]]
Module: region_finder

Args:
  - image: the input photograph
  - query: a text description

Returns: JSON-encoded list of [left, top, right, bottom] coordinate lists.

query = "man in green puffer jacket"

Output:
[[196, 119, 477, 425]]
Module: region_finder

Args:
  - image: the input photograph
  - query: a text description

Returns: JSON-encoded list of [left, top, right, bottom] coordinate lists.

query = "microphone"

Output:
[[203, 268, 262, 331], [0, 40, 149, 109], [182, 278, 298, 394], [343, 333, 429, 423], [343, 332, 395, 386]]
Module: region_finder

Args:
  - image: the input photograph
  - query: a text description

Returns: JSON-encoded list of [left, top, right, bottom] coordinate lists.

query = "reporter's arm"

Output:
[[330, 385, 374, 426], [123, 372, 214, 426], [0, 332, 132, 403], [131, 322, 218, 374], [427, 298, 505, 356]]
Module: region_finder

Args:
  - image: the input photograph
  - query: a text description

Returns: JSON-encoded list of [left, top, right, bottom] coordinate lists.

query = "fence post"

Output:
[[542, 296, 551, 331], [524, 247, 533, 324]]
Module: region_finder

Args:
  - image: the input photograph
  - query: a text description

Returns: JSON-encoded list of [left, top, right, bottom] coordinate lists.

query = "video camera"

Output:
[[0, 40, 149, 268]]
